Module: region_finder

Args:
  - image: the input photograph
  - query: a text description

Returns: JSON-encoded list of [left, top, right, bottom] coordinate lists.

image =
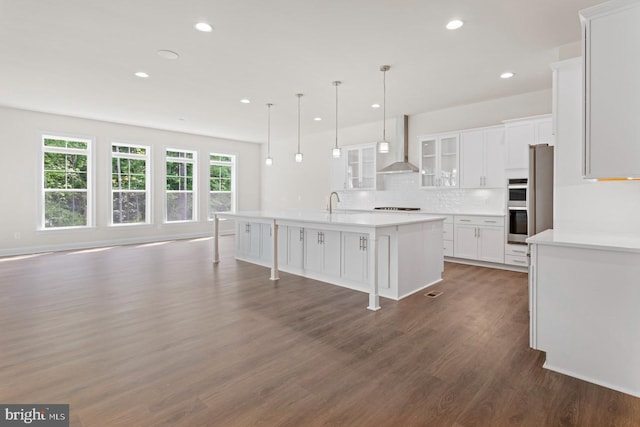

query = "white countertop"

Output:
[[216, 210, 446, 228], [527, 229, 640, 253], [342, 208, 505, 217]]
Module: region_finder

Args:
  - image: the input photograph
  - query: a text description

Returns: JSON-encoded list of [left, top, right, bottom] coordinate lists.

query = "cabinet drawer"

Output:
[[505, 254, 529, 267], [455, 215, 505, 227], [443, 240, 453, 257], [505, 244, 528, 257], [443, 223, 454, 240]]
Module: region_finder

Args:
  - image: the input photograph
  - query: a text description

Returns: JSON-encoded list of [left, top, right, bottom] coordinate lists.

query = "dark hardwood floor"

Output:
[[1, 237, 639, 426]]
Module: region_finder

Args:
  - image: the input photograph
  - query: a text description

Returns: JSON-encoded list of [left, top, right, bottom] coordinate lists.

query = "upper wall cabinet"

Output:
[[460, 126, 505, 188], [419, 134, 459, 188], [504, 115, 553, 170], [330, 143, 377, 191], [581, 0, 640, 178]]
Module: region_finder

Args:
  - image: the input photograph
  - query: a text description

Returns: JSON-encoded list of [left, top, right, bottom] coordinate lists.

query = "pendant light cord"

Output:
[[297, 94, 301, 152], [267, 103, 272, 155], [335, 82, 339, 149], [382, 68, 386, 141]]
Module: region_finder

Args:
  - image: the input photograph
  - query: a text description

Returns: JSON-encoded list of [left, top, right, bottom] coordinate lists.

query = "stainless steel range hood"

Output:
[[377, 115, 419, 174]]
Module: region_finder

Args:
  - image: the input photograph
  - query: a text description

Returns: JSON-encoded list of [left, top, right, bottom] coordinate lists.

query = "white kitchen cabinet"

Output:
[[581, 0, 640, 179], [341, 232, 391, 290], [460, 126, 505, 188], [237, 221, 261, 259], [453, 215, 505, 263], [236, 221, 284, 264], [260, 223, 273, 262], [505, 243, 529, 267], [304, 229, 341, 276], [287, 226, 305, 269], [504, 116, 553, 170], [346, 144, 376, 190], [419, 133, 459, 188], [330, 143, 377, 191]]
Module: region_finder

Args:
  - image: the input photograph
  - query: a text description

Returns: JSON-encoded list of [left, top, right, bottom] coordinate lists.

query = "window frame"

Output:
[[208, 152, 236, 218], [110, 142, 151, 226], [165, 148, 198, 223], [39, 133, 94, 230]]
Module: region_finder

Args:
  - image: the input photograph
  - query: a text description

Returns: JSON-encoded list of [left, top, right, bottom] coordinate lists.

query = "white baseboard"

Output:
[[445, 256, 528, 273], [0, 230, 235, 258], [543, 361, 640, 398]]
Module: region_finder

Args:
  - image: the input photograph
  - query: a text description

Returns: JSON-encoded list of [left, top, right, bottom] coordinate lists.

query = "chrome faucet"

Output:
[[329, 191, 341, 214]]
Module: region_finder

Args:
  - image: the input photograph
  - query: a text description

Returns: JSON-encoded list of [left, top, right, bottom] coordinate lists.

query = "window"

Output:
[[209, 153, 235, 217], [166, 149, 196, 222], [41, 135, 92, 228], [111, 143, 150, 225]]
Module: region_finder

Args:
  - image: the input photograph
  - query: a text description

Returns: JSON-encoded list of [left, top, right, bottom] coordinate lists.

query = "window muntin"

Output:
[[166, 149, 197, 222], [111, 143, 150, 225], [42, 135, 92, 229], [209, 153, 235, 217]]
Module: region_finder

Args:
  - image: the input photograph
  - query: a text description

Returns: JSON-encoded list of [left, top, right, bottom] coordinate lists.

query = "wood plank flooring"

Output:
[[1, 237, 639, 426]]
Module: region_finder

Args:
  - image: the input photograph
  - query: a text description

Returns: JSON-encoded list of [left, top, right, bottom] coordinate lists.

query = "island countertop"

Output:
[[216, 210, 446, 228]]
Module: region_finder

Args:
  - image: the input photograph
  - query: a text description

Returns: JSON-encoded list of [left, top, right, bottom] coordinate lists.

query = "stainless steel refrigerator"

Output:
[[528, 144, 554, 237]]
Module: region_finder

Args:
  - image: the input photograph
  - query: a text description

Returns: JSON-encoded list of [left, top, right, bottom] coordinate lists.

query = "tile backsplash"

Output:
[[337, 173, 506, 215]]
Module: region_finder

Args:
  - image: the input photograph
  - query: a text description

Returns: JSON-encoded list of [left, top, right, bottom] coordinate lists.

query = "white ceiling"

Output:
[[0, 0, 601, 144]]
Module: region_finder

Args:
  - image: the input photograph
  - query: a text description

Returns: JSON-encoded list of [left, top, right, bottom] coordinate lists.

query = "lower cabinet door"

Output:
[[287, 226, 304, 269], [322, 230, 342, 277], [260, 224, 273, 262], [304, 229, 323, 273], [477, 226, 505, 263], [454, 225, 478, 259], [342, 233, 367, 283]]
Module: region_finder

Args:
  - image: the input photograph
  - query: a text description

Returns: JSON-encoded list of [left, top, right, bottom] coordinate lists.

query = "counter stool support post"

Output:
[[270, 219, 280, 281], [213, 215, 220, 264], [367, 230, 381, 311]]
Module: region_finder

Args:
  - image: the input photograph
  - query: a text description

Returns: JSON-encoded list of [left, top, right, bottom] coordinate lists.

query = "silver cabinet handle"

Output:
[[362, 237, 367, 251], [512, 249, 526, 254], [460, 219, 471, 222], [300, 229, 304, 242], [513, 259, 527, 264], [484, 220, 497, 224]]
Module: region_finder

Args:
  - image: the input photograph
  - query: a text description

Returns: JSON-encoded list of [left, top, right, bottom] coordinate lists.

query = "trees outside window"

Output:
[[42, 135, 92, 228], [166, 149, 196, 222], [209, 153, 235, 217], [112, 143, 149, 225]]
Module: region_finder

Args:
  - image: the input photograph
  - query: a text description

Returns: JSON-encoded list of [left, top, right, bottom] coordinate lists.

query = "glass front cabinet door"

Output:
[[419, 134, 459, 188], [346, 144, 376, 190]]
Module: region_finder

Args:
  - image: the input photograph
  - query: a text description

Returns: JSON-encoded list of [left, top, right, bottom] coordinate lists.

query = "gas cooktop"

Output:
[[373, 207, 421, 212]]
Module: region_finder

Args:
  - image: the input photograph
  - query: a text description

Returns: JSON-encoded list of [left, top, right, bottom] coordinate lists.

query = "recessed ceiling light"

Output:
[[446, 19, 464, 30], [194, 22, 213, 32], [134, 72, 149, 78], [500, 72, 515, 79], [240, 99, 251, 104], [157, 50, 179, 60], [313, 117, 322, 121], [371, 103, 381, 109]]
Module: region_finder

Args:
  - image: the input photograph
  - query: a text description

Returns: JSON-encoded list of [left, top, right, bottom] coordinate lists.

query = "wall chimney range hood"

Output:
[[377, 115, 419, 174]]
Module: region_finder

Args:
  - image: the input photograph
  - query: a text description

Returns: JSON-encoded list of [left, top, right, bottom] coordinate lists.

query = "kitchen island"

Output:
[[528, 229, 640, 397], [213, 211, 446, 310]]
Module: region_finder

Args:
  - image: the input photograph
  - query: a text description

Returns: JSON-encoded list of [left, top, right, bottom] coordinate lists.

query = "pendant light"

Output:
[[332, 81, 342, 158], [378, 65, 391, 154], [265, 103, 273, 166], [295, 93, 303, 163]]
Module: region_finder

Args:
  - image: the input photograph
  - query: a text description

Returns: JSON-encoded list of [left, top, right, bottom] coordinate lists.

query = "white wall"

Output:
[[0, 107, 261, 256], [261, 119, 394, 210], [261, 89, 552, 212], [553, 59, 640, 234]]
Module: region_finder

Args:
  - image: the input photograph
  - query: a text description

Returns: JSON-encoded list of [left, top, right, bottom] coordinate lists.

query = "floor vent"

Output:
[[425, 291, 443, 298]]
